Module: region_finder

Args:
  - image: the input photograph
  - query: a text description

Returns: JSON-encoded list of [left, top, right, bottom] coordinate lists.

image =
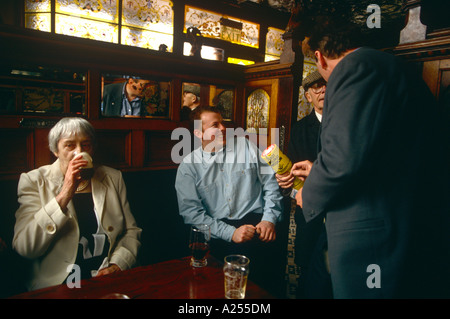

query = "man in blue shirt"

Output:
[[175, 106, 285, 297], [102, 77, 150, 117]]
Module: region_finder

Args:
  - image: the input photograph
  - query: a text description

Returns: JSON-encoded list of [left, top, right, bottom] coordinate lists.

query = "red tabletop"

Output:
[[10, 256, 274, 299]]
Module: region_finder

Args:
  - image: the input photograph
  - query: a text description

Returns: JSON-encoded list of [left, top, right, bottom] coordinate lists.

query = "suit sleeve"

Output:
[[302, 58, 392, 222]]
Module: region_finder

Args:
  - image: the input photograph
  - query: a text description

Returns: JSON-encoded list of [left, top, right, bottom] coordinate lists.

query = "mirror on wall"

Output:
[[101, 73, 171, 118], [0, 64, 86, 115], [181, 82, 234, 122]]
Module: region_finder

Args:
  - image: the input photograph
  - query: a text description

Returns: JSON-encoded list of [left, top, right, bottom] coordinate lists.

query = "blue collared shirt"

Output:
[[120, 83, 143, 116], [175, 137, 283, 242]]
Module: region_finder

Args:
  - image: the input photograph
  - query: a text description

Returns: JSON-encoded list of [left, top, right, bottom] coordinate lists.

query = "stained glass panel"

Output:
[[265, 27, 284, 59], [25, 13, 51, 32], [55, 14, 119, 43], [122, 26, 173, 51], [185, 6, 259, 48], [56, 0, 119, 23], [25, 0, 51, 32], [122, 0, 173, 34], [25, 0, 51, 12], [246, 89, 269, 134]]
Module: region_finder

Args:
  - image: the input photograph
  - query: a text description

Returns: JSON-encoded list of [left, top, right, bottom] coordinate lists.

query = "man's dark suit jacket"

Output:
[[288, 110, 321, 164], [102, 82, 126, 117], [302, 47, 449, 298]]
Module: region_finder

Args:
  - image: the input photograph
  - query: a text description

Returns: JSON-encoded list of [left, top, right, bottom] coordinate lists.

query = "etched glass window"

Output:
[[24, 0, 174, 51], [246, 89, 269, 134], [24, 0, 52, 32], [121, 0, 174, 51], [265, 27, 284, 62], [54, 0, 119, 43], [184, 6, 259, 48], [56, 0, 119, 22]]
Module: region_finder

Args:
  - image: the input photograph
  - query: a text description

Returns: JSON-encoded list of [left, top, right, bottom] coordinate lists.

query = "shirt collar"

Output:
[[315, 110, 322, 122]]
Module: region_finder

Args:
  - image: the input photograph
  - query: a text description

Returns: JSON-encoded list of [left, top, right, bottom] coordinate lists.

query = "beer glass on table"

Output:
[[223, 254, 250, 299], [189, 224, 211, 267]]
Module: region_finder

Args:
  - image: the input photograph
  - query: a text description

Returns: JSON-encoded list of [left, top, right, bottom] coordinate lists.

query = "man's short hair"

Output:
[[302, 16, 362, 60], [190, 106, 221, 130], [191, 105, 221, 121]]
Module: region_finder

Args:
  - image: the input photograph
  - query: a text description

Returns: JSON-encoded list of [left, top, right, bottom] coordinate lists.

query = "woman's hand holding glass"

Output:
[[56, 154, 88, 211]]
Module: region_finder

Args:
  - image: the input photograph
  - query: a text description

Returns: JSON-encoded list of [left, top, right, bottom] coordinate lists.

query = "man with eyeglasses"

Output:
[[276, 70, 332, 298]]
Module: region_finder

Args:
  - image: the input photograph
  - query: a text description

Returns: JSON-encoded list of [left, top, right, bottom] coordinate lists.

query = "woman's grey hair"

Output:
[[48, 117, 97, 154]]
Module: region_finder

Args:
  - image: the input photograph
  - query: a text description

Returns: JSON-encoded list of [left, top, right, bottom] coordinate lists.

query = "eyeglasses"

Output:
[[310, 82, 326, 93]]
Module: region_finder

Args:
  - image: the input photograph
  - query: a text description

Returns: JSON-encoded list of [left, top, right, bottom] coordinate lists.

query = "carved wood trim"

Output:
[[391, 36, 450, 62]]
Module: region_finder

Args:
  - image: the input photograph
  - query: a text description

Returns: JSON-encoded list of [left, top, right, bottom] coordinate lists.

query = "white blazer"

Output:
[[13, 159, 142, 290]]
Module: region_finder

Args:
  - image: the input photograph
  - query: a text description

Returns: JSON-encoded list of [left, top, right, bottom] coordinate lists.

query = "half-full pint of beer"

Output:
[[223, 255, 250, 299]]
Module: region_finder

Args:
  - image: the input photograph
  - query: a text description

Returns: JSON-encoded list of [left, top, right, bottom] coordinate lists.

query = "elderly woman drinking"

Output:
[[13, 117, 142, 290]]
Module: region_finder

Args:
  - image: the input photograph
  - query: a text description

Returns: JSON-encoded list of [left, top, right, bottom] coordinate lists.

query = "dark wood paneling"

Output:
[[145, 131, 180, 168], [277, 76, 297, 152], [96, 130, 131, 169], [34, 128, 52, 168], [0, 129, 33, 175]]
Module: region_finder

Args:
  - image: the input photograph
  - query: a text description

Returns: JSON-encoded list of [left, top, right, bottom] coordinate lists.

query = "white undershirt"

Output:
[[315, 111, 322, 123]]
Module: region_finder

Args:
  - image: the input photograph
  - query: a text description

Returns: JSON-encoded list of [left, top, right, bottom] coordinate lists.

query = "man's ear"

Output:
[[305, 90, 313, 103], [193, 129, 202, 139], [315, 50, 327, 70]]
